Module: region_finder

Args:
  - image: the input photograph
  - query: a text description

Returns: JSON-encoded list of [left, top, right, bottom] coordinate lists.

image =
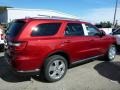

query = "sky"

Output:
[[0, 0, 120, 24]]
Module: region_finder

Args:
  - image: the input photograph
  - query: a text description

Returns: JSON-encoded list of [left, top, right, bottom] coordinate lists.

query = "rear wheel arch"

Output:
[[45, 51, 71, 67]]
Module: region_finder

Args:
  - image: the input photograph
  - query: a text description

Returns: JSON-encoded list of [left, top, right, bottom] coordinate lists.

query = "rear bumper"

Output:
[[4, 52, 40, 76], [16, 69, 40, 76]]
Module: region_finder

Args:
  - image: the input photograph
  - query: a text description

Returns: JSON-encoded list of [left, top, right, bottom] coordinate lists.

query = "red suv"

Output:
[[5, 17, 116, 82]]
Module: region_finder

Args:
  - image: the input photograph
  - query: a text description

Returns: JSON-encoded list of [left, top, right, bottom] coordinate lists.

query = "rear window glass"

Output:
[[31, 23, 61, 36], [6, 21, 26, 37]]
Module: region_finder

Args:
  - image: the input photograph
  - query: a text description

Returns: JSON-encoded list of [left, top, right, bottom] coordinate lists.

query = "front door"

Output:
[[84, 23, 108, 56], [63, 23, 96, 63]]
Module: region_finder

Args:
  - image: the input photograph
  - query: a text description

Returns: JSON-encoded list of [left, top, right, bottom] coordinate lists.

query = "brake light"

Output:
[[9, 41, 27, 50], [1, 34, 4, 40], [0, 34, 4, 40]]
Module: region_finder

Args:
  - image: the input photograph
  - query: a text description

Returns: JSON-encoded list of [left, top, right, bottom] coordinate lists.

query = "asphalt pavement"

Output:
[[0, 52, 120, 90]]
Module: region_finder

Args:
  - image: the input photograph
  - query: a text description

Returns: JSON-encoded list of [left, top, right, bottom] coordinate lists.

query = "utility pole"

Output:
[[113, 0, 118, 28]]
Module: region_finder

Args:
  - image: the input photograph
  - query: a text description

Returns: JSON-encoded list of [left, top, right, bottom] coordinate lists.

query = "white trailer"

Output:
[[0, 8, 79, 24], [100, 28, 113, 35]]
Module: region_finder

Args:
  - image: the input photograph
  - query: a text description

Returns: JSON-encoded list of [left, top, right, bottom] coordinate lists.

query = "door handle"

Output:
[[63, 40, 71, 43]]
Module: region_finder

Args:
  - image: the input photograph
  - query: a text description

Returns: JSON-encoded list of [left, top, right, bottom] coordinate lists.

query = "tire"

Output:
[[104, 45, 116, 61], [44, 55, 68, 82], [116, 45, 120, 52], [0, 44, 4, 52]]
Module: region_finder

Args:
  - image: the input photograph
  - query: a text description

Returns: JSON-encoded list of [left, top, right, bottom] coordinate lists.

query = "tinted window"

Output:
[[86, 24, 100, 36], [6, 21, 25, 37], [31, 23, 61, 36], [113, 29, 120, 34], [65, 23, 84, 36]]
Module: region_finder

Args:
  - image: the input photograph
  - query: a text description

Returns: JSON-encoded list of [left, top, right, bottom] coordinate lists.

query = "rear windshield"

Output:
[[6, 21, 26, 37]]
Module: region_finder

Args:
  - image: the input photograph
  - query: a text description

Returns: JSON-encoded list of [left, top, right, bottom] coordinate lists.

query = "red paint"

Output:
[[5, 18, 116, 71]]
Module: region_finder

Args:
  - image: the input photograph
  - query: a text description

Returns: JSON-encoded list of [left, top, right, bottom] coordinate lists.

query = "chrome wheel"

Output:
[[48, 60, 65, 80], [108, 46, 116, 60]]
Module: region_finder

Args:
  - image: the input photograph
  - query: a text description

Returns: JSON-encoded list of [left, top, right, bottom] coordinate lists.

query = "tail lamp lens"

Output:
[[9, 41, 27, 50], [0, 34, 4, 40]]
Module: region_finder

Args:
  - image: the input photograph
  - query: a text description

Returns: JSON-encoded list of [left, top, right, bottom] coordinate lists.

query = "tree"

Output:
[[95, 21, 112, 28]]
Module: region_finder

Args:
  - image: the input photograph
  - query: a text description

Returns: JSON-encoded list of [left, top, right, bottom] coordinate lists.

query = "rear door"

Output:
[[63, 23, 96, 63]]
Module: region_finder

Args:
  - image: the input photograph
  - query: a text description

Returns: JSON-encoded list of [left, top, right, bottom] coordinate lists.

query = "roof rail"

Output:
[[26, 15, 80, 21]]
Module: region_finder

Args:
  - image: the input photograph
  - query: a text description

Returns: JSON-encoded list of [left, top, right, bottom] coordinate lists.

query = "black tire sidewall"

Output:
[[44, 55, 68, 82]]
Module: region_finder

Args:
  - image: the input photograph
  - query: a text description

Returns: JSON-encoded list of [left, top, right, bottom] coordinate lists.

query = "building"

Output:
[[0, 7, 79, 24]]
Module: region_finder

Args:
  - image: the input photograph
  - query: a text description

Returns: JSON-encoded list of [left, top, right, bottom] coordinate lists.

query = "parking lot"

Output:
[[0, 52, 120, 90]]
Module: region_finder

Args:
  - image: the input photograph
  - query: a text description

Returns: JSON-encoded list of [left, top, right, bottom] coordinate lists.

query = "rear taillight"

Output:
[[9, 41, 27, 50], [1, 34, 4, 40], [0, 34, 4, 40]]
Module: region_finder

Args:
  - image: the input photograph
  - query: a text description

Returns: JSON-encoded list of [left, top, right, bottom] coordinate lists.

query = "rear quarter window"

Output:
[[31, 23, 61, 36]]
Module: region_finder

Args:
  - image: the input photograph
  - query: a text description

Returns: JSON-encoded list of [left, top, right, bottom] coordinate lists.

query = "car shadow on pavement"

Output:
[[94, 61, 120, 83], [0, 56, 31, 83], [31, 74, 48, 83]]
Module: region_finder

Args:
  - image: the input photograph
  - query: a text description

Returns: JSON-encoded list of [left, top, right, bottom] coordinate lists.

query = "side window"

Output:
[[31, 23, 61, 36], [86, 24, 100, 36], [65, 23, 84, 36], [113, 29, 120, 34]]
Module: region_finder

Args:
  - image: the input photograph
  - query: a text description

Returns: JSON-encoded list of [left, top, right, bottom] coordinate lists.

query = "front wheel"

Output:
[[104, 45, 116, 61], [44, 55, 68, 82]]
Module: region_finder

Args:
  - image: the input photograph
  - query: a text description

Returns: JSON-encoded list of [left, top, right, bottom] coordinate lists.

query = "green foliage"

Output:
[[95, 21, 112, 28]]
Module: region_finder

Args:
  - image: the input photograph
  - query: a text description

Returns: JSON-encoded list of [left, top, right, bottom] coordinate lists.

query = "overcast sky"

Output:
[[0, 0, 120, 24]]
